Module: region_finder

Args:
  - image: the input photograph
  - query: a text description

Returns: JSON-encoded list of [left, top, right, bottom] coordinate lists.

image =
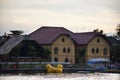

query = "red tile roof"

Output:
[[29, 26, 73, 44]]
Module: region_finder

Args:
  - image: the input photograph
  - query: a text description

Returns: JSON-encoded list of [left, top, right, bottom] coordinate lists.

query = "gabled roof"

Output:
[[0, 35, 26, 54], [72, 32, 111, 45], [72, 32, 96, 45], [107, 36, 119, 45], [29, 26, 110, 45], [29, 26, 73, 44]]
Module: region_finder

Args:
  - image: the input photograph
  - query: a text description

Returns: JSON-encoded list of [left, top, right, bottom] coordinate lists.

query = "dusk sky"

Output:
[[0, 0, 120, 36]]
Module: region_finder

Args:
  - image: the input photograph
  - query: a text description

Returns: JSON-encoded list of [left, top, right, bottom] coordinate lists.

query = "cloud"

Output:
[[0, 0, 119, 36]]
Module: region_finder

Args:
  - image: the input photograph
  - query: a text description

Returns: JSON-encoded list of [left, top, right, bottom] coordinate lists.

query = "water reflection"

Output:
[[0, 73, 120, 80]]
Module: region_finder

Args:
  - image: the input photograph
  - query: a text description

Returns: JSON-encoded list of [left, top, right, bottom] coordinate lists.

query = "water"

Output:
[[0, 73, 120, 80]]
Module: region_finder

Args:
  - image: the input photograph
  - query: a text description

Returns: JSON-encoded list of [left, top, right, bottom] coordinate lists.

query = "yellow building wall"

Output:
[[51, 35, 75, 64], [87, 36, 110, 61], [41, 35, 110, 64]]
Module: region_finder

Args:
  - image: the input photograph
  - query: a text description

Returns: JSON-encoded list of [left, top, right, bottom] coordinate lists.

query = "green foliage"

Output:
[[116, 24, 120, 40], [43, 49, 52, 61], [75, 47, 87, 64], [110, 45, 120, 63], [27, 44, 37, 57], [93, 29, 103, 34], [10, 30, 24, 35], [79, 47, 87, 56], [110, 24, 120, 63]]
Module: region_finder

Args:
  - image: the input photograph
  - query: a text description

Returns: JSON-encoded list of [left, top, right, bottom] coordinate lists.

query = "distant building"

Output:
[[29, 26, 111, 64], [0, 35, 44, 62], [107, 36, 120, 63], [107, 36, 119, 46]]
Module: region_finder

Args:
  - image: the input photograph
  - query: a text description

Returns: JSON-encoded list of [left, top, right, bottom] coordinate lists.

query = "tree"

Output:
[[10, 30, 24, 35], [110, 24, 120, 63], [93, 29, 103, 34], [75, 47, 87, 64], [42, 49, 51, 61], [110, 46, 120, 63], [116, 24, 120, 40], [27, 44, 38, 57]]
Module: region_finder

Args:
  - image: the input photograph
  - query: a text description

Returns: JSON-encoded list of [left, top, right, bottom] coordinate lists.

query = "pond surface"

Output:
[[0, 73, 120, 80]]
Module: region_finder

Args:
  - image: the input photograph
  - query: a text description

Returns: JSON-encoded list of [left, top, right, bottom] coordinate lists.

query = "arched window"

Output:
[[103, 48, 108, 55], [96, 48, 99, 53], [62, 38, 65, 42], [54, 47, 58, 54], [63, 47, 66, 53], [92, 48, 95, 53], [54, 57, 58, 62], [97, 39, 100, 43], [65, 58, 69, 62], [67, 47, 70, 53]]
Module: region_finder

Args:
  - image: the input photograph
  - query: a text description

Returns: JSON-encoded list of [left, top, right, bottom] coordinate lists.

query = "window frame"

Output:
[[63, 47, 66, 53], [67, 47, 70, 53], [54, 47, 58, 54], [97, 38, 100, 43], [103, 48, 108, 55], [92, 48, 95, 53], [96, 48, 99, 53], [62, 38, 65, 42]]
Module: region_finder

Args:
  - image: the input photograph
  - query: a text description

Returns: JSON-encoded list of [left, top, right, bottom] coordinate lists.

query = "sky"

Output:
[[0, 0, 120, 36]]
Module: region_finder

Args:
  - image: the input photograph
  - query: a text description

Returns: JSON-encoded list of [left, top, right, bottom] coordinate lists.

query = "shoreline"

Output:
[[1, 68, 120, 74]]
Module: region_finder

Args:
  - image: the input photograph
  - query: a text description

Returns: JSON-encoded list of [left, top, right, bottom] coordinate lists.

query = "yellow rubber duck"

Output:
[[45, 64, 63, 73]]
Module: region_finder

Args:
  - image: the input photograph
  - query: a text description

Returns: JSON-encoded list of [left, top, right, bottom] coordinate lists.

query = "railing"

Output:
[[0, 62, 70, 65]]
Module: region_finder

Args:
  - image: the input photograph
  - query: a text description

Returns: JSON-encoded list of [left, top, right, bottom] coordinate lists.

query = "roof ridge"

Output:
[[41, 26, 73, 32], [41, 26, 64, 28], [74, 32, 95, 34], [29, 26, 74, 44]]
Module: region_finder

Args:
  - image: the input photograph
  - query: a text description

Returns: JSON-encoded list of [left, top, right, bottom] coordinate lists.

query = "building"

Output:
[[29, 26, 111, 64], [107, 36, 119, 46], [0, 35, 44, 62], [107, 36, 120, 63], [74, 32, 111, 64], [29, 27, 75, 63]]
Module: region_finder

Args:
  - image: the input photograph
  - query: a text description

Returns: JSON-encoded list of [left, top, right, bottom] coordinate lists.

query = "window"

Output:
[[103, 48, 108, 55], [62, 38, 65, 42], [65, 58, 69, 62], [96, 48, 99, 53], [54, 47, 58, 54], [63, 47, 66, 53], [97, 39, 100, 43], [92, 48, 95, 53], [67, 47, 70, 53], [54, 57, 58, 62]]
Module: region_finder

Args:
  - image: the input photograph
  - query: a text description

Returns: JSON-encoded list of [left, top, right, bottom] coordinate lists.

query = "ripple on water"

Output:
[[0, 73, 120, 80]]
